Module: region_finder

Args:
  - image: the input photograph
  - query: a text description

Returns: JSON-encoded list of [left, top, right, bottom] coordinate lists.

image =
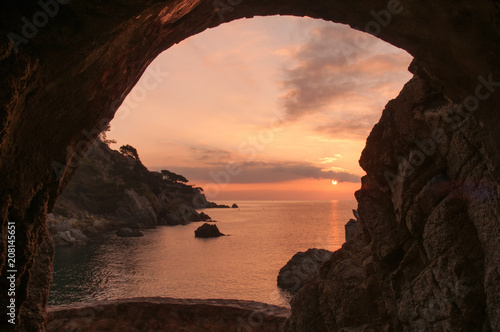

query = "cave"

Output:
[[1, 0, 500, 331]]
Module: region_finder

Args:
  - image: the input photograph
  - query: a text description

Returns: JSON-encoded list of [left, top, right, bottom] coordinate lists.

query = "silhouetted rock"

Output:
[[116, 228, 144, 237], [277, 248, 333, 294], [49, 142, 216, 240], [198, 212, 211, 221], [287, 65, 500, 332], [194, 223, 225, 238], [232, 203, 239, 208], [345, 209, 362, 242], [158, 213, 183, 226], [205, 202, 231, 208]]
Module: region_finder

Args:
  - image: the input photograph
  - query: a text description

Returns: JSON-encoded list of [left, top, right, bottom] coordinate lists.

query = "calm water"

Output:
[[49, 200, 356, 307]]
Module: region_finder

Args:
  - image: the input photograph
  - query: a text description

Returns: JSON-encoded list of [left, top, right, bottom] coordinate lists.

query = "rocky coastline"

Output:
[[277, 248, 333, 295], [48, 141, 235, 245]]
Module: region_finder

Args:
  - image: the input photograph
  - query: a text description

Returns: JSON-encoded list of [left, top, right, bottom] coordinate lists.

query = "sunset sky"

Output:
[[108, 16, 413, 201]]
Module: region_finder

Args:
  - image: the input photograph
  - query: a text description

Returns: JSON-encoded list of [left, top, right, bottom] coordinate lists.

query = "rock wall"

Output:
[[46, 298, 289, 332], [0, 0, 499, 331], [285, 63, 500, 331], [277, 249, 333, 295]]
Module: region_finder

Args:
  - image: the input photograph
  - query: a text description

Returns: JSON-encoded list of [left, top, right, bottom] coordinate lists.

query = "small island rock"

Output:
[[194, 223, 225, 238], [231, 203, 239, 208]]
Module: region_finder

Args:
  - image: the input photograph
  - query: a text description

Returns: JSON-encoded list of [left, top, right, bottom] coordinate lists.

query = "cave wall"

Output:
[[286, 62, 500, 331], [0, 0, 499, 330]]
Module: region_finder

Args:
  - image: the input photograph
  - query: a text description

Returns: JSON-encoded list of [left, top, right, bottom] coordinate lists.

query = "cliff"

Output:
[[48, 140, 213, 244], [285, 62, 500, 331]]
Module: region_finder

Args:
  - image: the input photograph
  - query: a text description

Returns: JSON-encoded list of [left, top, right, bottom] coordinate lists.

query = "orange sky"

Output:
[[108, 16, 413, 201]]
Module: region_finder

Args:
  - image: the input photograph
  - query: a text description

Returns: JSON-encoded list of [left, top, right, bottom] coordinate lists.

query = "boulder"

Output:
[[231, 203, 238, 208], [57, 231, 76, 245], [194, 223, 225, 238], [198, 212, 211, 221], [69, 229, 88, 242], [116, 227, 144, 237], [277, 248, 333, 294], [53, 219, 72, 233], [91, 218, 107, 230]]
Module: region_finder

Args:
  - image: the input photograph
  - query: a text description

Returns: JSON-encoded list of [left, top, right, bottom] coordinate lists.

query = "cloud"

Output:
[[314, 115, 381, 140], [170, 160, 360, 184], [279, 24, 412, 120], [318, 154, 343, 163], [190, 146, 232, 164]]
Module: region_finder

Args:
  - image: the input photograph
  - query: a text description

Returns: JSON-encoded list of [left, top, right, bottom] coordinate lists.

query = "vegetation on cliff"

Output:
[[49, 140, 215, 245]]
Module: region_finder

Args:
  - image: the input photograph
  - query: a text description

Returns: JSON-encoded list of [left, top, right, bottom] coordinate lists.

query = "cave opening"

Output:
[[47, 15, 413, 310], [2, 1, 499, 331]]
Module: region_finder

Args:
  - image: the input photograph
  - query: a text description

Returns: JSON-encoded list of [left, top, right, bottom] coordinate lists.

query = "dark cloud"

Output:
[[314, 115, 380, 140], [190, 146, 232, 164], [170, 160, 360, 184], [280, 24, 411, 120]]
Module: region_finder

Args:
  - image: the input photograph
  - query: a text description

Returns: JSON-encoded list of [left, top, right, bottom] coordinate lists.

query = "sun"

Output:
[[331, 180, 338, 186]]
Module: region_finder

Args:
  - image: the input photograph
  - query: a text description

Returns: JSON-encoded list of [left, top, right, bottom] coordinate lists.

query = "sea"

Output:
[[49, 200, 356, 307]]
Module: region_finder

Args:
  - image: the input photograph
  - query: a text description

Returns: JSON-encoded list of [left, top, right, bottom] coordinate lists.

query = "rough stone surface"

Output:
[[52, 141, 213, 229], [277, 249, 333, 295], [285, 67, 500, 331], [0, 1, 499, 331], [345, 209, 362, 242], [18, 228, 54, 332], [344, 219, 362, 242], [46, 297, 290, 332]]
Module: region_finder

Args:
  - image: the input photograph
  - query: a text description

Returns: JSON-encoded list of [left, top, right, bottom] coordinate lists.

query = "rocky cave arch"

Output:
[[1, 0, 500, 331]]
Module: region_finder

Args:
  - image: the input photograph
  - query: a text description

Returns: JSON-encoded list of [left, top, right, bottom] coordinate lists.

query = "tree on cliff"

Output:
[[161, 170, 188, 183], [120, 144, 140, 160], [99, 124, 117, 145]]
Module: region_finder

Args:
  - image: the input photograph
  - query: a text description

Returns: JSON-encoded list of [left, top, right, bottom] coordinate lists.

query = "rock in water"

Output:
[[231, 203, 238, 208], [116, 227, 144, 237], [277, 248, 333, 294], [198, 212, 211, 221], [194, 223, 225, 238]]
